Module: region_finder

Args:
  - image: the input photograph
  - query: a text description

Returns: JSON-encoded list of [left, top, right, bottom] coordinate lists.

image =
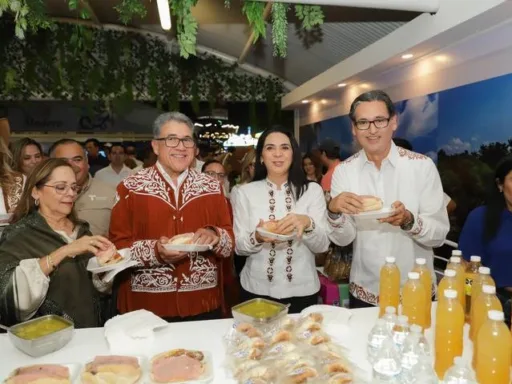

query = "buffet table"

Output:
[[0, 304, 474, 383]]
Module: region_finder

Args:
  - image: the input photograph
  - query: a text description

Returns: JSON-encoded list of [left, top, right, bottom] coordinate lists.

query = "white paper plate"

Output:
[[148, 350, 213, 384], [163, 243, 212, 252], [256, 227, 296, 241], [80, 355, 145, 384], [351, 207, 395, 220], [301, 305, 352, 327], [6, 363, 81, 383], [86, 248, 133, 273]]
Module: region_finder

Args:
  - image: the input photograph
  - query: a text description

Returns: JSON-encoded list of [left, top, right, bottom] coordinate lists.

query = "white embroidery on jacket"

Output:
[[131, 267, 178, 292], [213, 227, 233, 258], [130, 240, 164, 268], [180, 171, 221, 211], [179, 255, 218, 292], [123, 167, 175, 209]]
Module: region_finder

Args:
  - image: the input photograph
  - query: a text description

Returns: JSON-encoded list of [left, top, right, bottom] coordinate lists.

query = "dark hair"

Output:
[[201, 159, 223, 173], [11, 159, 79, 225], [484, 157, 512, 243], [85, 138, 101, 148], [393, 138, 413, 151], [10, 137, 43, 173], [349, 90, 396, 122], [110, 143, 125, 152], [253, 126, 308, 200], [48, 139, 86, 158], [302, 153, 322, 182]]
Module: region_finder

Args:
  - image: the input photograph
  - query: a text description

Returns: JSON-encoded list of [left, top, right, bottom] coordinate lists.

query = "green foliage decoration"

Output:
[[1, 0, 324, 59], [0, 21, 285, 107]]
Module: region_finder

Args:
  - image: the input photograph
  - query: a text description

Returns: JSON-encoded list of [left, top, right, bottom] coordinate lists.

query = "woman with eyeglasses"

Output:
[[0, 159, 113, 327], [232, 126, 330, 313], [202, 159, 229, 198]]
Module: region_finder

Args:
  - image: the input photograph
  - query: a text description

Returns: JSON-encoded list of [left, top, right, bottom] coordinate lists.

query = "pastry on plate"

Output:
[[150, 349, 205, 383], [81, 355, 141, 384], [6, 364, 71, 384]]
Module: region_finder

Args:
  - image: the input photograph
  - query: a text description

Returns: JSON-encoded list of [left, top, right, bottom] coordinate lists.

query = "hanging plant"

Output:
[[294, 5, 324, 31], [171, 0, 199, 58], [242, 1, 267, 43], [271, 3, 288, 58], [114, 0, 147, 24]]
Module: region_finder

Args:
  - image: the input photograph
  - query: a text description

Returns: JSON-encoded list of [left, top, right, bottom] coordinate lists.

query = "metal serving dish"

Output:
[[232, 298, 289, 324], [8, 315, 74, 357]]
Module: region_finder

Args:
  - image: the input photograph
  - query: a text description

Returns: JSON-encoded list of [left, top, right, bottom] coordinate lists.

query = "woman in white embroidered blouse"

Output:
[[233, 126, 330, 313]]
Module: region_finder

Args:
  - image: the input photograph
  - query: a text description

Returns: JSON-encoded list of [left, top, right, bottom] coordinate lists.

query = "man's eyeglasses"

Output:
[[354, 118, 391, 131], [43, 184, 79, 195], [205, 171, 226, 180], [154, 136, 196, 148]]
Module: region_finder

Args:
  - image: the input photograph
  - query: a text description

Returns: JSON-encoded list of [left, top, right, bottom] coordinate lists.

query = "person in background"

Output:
[[85, 138, 109, 176], [318, 138, 341, 194], [192, 147, 205, 172], [303, 153, 322, 183], [125, 145, 143, 169], [459, 157, 512, 324], [10, 138, 43, 177], [202, 159, 229, 198], [393, 137, 457, 215], [230, 149, 256, 276], [0, 137, 24, 216], [0, 159, 112, 327], [49, 139, 116, 237], [94, 144, 133, 187], [233, 126, 330, 313], [133, 144, 157, 172], [328, 90, 449, 308], [109, 112, 234, 321]]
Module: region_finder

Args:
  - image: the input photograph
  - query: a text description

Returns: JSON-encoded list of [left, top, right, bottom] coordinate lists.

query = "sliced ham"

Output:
[[8, 365, 70, 384], [89, 355, 139, 369], [16, 365, 69, 378], [152, 354, 204, 383]]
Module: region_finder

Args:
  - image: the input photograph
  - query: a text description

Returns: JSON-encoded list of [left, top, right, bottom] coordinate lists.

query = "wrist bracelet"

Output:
[[47, 255, 56, 271]]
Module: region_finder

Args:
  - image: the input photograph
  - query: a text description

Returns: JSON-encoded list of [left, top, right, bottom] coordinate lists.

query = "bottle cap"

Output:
[[452, 250, 462, 256], [444, 289, 458, 299], [408, 272, 420, 280], [444, 269, 456, 277], [385, 306, 396, 315], [416, 258, 426, 265], [488, 310, 504, 321], [482, 285, 496, 294], [410, 324, 422, 333], [470, 255, 481, 262], [478, 266, 490, 275], [454, 356, 464, 366], [385, 257, 396, 263], [397, 315, 408, 324], [449, 256, 461, 264]]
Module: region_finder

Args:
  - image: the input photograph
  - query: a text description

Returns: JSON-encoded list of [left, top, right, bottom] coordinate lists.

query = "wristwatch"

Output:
[[400, 211, 415, 231], [327, 209, 341, 220]]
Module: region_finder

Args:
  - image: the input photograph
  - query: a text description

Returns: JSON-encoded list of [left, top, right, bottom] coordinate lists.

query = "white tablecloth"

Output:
[[0, 304, 474, 382]]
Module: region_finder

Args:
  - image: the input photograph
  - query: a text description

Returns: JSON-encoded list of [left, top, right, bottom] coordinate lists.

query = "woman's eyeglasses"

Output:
[[205, 171, 226, 180], [43, 184, 79, 195]]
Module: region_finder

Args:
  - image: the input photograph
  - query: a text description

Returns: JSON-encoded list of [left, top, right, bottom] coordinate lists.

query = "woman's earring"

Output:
[[499, 187, 503, 193], [34, 199, 39, 207]]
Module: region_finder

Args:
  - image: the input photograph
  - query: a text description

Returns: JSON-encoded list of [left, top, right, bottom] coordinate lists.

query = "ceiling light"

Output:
[[302, 100, 309, 104], [360, 83, 370, 89], [337, 83, 346, 88], [157, 0, 172, 30], [321, 99, 328, 104], [401, 53, 414, 59], [435, 55, 449, 63]]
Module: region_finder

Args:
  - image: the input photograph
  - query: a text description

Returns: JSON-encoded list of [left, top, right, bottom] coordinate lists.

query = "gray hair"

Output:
[[349, 90, 396, 122], [152, 112, 197, 139]]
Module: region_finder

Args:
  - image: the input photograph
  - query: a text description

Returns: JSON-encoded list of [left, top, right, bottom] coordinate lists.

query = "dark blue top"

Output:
[[459, 206, 512, 288]]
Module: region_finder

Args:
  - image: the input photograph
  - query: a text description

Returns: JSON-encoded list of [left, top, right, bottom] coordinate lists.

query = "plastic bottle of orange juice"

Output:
[[447, 255, 466, 312], [438, 269, 463, 306], [402, 272, 427, 329], [475, 310, 512, 384], [465, 255, 482, 321], [470, 266, 495, 323], [471, 285, 502, 367], [379, 257, 400, 317], [435, 289, 464, 380], [412, 258, 432, 329]]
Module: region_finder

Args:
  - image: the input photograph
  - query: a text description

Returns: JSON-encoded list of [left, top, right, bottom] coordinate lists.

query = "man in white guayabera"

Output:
[[327, 90, 449, 308]]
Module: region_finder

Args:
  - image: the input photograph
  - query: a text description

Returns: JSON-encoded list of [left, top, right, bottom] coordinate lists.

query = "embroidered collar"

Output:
[[156, 161, 189, 190], [266, 178, 289, 190], [359, 141, 399, 170]]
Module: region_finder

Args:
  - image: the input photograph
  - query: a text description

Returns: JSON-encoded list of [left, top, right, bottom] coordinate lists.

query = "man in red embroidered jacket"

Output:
[[109, 112, 234, 321]]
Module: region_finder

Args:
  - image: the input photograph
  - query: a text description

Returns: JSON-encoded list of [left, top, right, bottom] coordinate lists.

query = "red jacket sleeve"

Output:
[[208, 193, 234, 259]]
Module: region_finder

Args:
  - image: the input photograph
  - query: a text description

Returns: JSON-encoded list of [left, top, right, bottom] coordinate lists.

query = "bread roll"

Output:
[[168, 234, 194, 245], [360, 196, 383, 212]]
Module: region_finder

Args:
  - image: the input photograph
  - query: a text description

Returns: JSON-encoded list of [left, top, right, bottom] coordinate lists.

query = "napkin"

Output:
[[104, 309, 168, 355]]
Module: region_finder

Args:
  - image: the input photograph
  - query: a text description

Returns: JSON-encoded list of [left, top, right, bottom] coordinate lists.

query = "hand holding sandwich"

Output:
[[328, 192, 364, 215], [157, 237, 188, 264], [192, 228, 219, 246], [275, 213, 311, 238], [65, 235, 112, 257]]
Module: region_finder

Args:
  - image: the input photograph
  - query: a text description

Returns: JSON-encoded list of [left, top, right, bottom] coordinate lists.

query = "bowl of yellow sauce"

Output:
[[232, 298, 289, 324], [8, 315, 74, 357]]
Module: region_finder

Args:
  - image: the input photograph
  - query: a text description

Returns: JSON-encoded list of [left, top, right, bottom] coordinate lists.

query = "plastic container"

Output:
[[446, 256, 466, 313], [434, 289, 464, 380], [7, 315, 74, 357], [464, 255, 481, 321], [413, 258, 432, 329], [367, 318, 391, 364], [392, 315, 409, 350], [438, 269, 463, 307], [232, 298, 289, 325], [382, 306, 397, 333], [372, 336, 402, 383], [475, 310, 512, 384], [443, 357, 477, 384], [469, 266, 495, 327], [402, 355, 438, 384], [402, 272, 427, 329], [379, 257, 400, 317], [470, 284, 502, 351], [400, 324, 424, 372]]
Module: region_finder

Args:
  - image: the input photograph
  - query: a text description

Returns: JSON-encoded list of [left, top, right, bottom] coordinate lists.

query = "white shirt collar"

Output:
[[156, 161, 189, 190], [359, 141, 399, 170]]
